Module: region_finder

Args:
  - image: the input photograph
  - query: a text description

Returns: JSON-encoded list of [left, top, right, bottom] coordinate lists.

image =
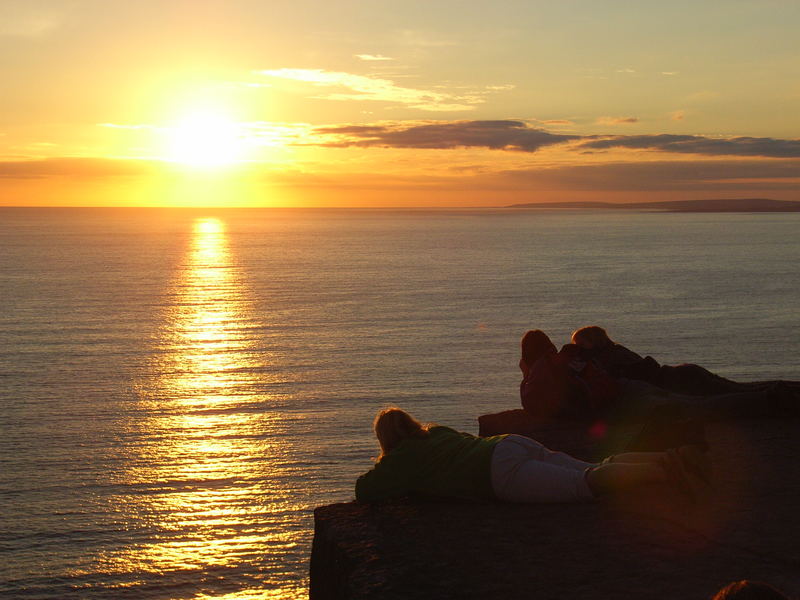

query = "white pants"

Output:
[[490, 435, 597, 503]]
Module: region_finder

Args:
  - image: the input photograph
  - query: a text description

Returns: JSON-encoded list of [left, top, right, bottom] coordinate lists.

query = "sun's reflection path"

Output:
[[109, 218, 305, 598], [168, 218, 259, 405]]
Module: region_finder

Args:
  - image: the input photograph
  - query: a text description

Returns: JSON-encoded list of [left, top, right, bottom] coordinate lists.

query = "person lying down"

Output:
[[356, 407, 709, 504]]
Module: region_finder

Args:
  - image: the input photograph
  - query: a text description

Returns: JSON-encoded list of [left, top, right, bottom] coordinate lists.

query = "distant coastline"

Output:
[[507, 198, 800, 212]]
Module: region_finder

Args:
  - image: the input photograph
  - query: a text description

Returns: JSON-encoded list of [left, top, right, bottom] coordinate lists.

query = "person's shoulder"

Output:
[[428, 425, 471, 439], [427, 424, 453, 434], [428, 426, 481, 442], [610, 342, 643, 356], [558, 344, 582, 359]]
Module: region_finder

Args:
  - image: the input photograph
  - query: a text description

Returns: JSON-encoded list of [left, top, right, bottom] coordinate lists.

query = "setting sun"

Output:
[[166, 111, 246, 167]]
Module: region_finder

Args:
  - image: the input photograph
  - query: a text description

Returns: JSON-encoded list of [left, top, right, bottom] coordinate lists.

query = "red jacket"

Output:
[[520, 345, 620, 421], [558, 344, 620, 412]]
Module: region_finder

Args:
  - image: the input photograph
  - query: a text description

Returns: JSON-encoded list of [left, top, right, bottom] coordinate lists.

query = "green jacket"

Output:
[[355, 426, 507, 502]]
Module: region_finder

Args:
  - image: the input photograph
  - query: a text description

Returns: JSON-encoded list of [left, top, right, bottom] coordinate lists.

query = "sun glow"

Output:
[[166, 110, 247, 167]]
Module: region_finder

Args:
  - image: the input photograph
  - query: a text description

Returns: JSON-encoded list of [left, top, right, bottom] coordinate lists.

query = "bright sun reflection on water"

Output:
[[113, 218, 304, 599], [172, 219, 252, 401]]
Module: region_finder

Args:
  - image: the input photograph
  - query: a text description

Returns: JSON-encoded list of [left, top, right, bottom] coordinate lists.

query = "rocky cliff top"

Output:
[[311, 418, 799, 599]]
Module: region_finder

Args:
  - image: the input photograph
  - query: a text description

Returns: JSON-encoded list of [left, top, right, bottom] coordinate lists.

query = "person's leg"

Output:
[[603, 446, 710, 481], [490, 437, 597, 503], [585, 462, 667, 497], [491, 438, 702, 502], [592, 445, 711, 499], [604, 451, 664, 464], [501, 434, 594, 471]]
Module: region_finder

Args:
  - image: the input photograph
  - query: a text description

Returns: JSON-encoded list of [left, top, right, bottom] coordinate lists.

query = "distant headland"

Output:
[[507, 198, 800, 212]]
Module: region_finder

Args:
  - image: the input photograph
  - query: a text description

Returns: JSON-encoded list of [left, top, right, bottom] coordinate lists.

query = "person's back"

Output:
[[356, 425, 503, 502], [572, 325, 752, 396]]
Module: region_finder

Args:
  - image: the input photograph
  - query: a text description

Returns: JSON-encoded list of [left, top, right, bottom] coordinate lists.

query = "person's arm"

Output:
[[519, 357, 529, 378], [609, 342, 645, 364], [592, 342, 647, 377], [559, 343, 587, 373], [355, 458, 411, 502]]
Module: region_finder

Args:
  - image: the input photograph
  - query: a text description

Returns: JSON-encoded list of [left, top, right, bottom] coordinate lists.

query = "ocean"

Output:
[[2, 207, 799, 599]]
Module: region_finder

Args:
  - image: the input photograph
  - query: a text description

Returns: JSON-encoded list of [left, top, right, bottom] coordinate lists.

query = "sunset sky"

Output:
[[2, 0, 799, 207]]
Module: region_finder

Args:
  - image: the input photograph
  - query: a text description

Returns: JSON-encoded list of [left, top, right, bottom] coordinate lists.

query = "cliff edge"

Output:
[[310, 419, 799, 599]]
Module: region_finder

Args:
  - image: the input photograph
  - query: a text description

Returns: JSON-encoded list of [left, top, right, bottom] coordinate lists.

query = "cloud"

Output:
[[310, 118, 800, 159], [686, 90, 720, 103], [256, 159, 800, 197], [355, 54, 393, 61], [596, 116, 639, 125], [312, 120, 579, 151], [499, 160, 800, 191], [0, 158, 161, 179], [661, 71, 679, 76], [2, 156, 798, 200], [244, 121, 317, 146], [538, 119, 575, 126], [98, 123, 157, 130], [668, 110, 685, 121], [580, 134, 800, 158], [259, 68, 491, 111]]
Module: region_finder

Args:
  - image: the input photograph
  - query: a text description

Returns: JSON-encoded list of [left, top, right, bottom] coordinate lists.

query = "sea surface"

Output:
[[1, 207, 799, 599]]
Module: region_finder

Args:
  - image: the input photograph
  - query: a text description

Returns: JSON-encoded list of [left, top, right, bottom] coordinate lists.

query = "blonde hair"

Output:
[[571, 325, 612, 348], [373, 407, 429, 460]]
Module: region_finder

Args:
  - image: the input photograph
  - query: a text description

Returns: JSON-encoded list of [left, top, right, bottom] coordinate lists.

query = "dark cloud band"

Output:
[[0, 158, 159, 179], [314, 120, 800, 159], [314, 120, 579, 152], [580, 134, 800, 158], [500, 160, 800, 190]]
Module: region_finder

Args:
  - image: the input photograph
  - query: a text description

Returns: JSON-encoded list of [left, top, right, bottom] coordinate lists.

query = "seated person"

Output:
[[355, 407, 707, 504], [518, 329, 618, 422]]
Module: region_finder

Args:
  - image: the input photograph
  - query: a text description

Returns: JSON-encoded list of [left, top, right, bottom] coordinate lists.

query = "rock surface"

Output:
[[478, 409, 603, 457], [310, 419, 799, 599]]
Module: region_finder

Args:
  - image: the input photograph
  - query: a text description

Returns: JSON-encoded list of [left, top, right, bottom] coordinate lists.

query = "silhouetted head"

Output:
[[711, 580, 789, 600], [373, 407, 429, 460], [520, 330, 557, 366], [571, 325, 612, 351]]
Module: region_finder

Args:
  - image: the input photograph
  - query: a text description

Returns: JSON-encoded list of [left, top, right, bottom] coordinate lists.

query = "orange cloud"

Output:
[[595, 116, 639, 125], [257, 68, 510, 112], [537, 119, 575, 126], [354, 54, 393, 61]]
